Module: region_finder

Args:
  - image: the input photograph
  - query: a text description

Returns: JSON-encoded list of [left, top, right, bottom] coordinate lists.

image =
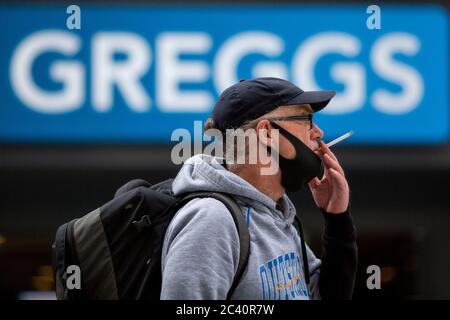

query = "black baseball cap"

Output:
[[212, 77, 336, 131]]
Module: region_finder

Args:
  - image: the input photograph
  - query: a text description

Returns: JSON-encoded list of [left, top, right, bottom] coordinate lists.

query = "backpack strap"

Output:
[[293, 215, 311, 297], [177, 192, 250, 300]]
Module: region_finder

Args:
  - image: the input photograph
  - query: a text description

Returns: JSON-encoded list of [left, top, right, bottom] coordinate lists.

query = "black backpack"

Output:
[[52, 178, 251, 300], [52, 178, 310, 300]]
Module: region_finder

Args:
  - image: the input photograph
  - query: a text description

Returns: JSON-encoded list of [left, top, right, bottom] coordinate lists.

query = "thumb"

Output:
[[309, 177, 320, 188]]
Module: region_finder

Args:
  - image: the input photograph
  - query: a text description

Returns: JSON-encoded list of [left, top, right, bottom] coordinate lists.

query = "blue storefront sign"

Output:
[[0, 5, 447, 144]]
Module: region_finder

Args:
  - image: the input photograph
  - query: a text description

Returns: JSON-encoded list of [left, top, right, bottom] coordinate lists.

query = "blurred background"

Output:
[[0, 0, 448, 300]]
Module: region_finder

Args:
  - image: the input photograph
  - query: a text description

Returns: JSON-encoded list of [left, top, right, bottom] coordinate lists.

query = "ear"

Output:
[[256, 119, 273, 148]]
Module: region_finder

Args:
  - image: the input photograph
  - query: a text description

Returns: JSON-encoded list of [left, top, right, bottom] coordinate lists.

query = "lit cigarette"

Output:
[[326, 130, 354, 148]]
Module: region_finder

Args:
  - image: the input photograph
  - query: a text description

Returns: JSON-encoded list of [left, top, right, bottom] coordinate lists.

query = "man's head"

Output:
[[256, 104, 324, 159], [205, 77, 335, 194], [211, 77, 335, 131]]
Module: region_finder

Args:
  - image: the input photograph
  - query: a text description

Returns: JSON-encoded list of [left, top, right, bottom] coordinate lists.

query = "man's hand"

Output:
[[309, 141, 349, 214]]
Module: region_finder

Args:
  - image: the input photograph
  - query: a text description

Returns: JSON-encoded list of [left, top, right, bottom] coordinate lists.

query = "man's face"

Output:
[[268, 104, 324, 159]]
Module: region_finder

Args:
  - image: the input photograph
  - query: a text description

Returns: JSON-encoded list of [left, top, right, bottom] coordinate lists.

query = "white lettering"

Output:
[[92, 32, 151, 112], [10, 30, 84, 114]]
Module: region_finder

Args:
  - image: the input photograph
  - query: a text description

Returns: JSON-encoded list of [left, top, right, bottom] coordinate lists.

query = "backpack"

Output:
[[52, 178, 250, 300], [52, 178, 310, 300]]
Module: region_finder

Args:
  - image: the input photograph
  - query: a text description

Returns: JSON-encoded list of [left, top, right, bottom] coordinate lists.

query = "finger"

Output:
[[319, 175, 328, 186], [309, 175, 328, 189], [319, 140, 338, 162], [323, 153, 345, 177], [308, 177, 320, 189], [326, 169, 350, 213], [319, 167, 326, 182], [320, 161, 329, 181], [328, 168, 347, 191]]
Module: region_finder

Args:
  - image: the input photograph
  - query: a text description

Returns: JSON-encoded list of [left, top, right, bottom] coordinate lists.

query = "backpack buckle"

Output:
[[132, 215, 152, 232]]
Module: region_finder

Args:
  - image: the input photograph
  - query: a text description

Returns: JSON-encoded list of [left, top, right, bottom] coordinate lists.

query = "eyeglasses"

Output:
[[267, 114, 313, 130]]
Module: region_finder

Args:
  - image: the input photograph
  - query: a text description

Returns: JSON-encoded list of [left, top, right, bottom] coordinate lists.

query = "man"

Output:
[[160, 77, 357, 300]]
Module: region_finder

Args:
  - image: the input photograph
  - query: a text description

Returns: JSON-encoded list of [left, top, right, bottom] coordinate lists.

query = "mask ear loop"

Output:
[[264, 121, 282, 158], [270, 121, 300, 146], [268, 121, 298, 161], [264, 120, 302, 162], [270, 121, 325, 181], [269, 120, 285, 135]]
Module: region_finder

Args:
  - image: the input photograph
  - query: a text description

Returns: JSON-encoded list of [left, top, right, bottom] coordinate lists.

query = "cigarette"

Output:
[[326, 130, 354, 148]]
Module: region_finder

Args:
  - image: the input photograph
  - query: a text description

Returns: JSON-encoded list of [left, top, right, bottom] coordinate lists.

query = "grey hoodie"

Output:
[[160, 154, 321, 300]]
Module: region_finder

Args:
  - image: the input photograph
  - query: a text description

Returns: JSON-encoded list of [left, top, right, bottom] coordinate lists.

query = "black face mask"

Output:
[[268, 121, 324, 192]]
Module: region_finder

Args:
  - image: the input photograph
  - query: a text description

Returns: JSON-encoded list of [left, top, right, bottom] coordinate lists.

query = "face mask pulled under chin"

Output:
[[267, 121, 324, 192]]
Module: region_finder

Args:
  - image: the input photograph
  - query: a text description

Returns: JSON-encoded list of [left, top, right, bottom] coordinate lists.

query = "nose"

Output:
[[311, 123, 324, 141]]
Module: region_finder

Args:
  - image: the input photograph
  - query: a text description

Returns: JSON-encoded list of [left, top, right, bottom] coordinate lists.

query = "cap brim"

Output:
[[284, 90, 336, 112]]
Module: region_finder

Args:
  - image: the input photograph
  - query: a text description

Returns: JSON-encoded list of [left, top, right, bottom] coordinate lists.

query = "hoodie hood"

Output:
[[172, 154, 296, 223]]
